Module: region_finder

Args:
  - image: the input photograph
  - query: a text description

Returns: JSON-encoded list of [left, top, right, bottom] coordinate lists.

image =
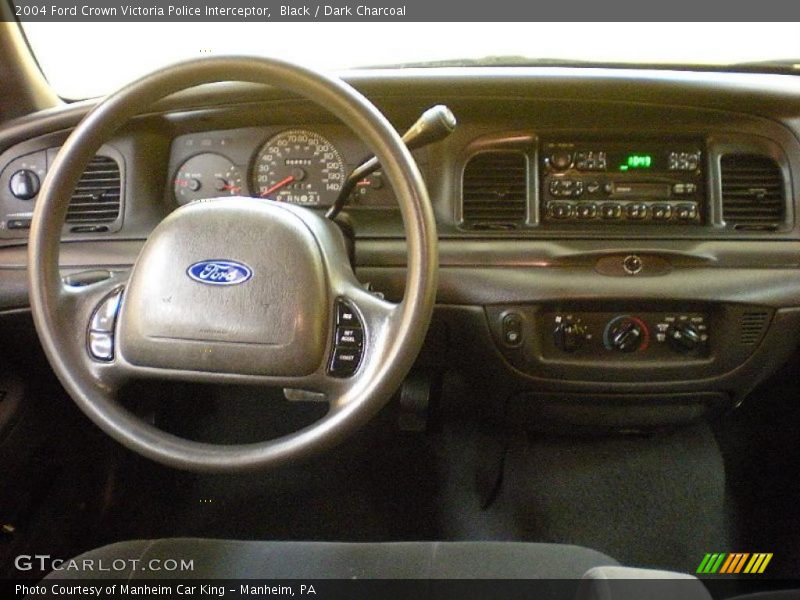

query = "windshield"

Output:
[[20, 22, 800, 99]]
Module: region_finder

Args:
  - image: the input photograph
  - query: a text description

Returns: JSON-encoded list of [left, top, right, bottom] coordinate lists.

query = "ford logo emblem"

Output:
[[187, 260, 252, 286]]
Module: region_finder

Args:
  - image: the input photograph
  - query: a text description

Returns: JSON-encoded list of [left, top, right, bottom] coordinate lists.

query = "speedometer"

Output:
[[251, 129, 345, 206]]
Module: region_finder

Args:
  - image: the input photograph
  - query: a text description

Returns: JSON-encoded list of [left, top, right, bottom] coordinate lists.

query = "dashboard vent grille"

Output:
[[66, 156, 122, 224], [740, 311, 770, 346], [462, 151, 527, 228], [720, 154, 785, 227]]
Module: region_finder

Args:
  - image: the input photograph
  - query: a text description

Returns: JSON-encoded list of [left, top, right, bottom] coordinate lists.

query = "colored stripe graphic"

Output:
[[719, 554, 735, 573], [720, 553, 749, 573], [698, 553, 773, 574], [744, 553, 773, 574], [697, 553, 726, 574]]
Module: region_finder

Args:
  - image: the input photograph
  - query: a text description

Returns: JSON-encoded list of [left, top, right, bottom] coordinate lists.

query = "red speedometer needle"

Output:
[[261, 175, 295, 197]]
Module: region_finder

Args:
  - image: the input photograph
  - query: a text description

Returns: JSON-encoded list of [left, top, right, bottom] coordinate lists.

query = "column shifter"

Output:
[[326, 104, 457, 219]]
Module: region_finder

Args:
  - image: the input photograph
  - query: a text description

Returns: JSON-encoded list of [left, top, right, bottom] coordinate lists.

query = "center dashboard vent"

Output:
[[66, 155, 122, 224], [720, 154, 785, 229], [462, 151, 527, 229]]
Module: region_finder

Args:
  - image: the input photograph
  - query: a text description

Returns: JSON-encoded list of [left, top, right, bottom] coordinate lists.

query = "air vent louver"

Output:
[[740, 311, 770, 346], [66, 155, 121, 224], [720, 154, 785, 227], [462, 151, 527, 228]]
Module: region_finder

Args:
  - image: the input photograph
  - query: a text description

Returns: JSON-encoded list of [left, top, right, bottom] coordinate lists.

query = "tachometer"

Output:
[[252, 129, 345, 206], [173, 153, 244, 205]]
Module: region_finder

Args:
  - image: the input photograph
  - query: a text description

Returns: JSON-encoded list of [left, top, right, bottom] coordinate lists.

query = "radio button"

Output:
[[626, 203, 649, 220], [668, 151, 701, 171], [652, 204, 673, 220], [675, 203, 698, 221], [586, 180, 601, 194], [575, 151, 607, 171], [600, 203, 622, 220], [672, 182, 698, 196], [550, 202, 574, 219], [575, 203, 597, 219], [550, 179, 583, 198]]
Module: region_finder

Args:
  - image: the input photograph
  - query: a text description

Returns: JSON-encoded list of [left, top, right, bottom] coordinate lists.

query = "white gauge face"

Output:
[[252, 129, 345, 206], [174, 153, 244, 205]]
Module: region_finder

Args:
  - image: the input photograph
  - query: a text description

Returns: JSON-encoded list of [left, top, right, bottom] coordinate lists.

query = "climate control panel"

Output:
[[486, 303, 774, 384], [548, 311, 708, 359]]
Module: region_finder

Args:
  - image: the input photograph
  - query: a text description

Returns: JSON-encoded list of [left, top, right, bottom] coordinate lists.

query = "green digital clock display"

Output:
[[619, 154, 653, 171]]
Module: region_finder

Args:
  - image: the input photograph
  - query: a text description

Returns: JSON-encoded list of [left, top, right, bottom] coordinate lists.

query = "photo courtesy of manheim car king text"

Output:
[[1, 2, 800, 598]]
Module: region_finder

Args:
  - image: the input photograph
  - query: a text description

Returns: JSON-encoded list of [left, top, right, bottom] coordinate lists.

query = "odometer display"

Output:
[[252, 129, 345, 206]]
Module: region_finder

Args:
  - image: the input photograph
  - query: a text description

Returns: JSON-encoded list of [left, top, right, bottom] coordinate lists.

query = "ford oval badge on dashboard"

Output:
[[187, 260, 252, 286]]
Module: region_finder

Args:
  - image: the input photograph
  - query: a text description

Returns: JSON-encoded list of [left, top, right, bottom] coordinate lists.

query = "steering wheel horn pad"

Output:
[[120, 198, 328, 377]]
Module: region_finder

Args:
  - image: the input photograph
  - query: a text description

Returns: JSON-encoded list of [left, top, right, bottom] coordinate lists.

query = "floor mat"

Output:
[[436, 422, 730, 574]]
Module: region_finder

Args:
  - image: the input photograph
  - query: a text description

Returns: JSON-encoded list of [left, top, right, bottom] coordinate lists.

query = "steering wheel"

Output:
[[27, 57, 438, 472]]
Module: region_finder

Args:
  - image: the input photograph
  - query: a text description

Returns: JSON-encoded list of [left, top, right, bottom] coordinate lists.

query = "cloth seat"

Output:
[[47, 538, 619, 579]]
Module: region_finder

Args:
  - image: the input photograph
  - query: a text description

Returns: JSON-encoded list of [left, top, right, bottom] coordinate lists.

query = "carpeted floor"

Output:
[[4, 361, 800, 583]]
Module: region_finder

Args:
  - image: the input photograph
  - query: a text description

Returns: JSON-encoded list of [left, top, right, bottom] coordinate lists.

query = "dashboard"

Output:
[[2, 66, 800, 428]]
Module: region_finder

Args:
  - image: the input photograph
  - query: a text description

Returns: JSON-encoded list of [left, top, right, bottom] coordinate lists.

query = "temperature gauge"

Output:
[[173, 153, 244, 205]]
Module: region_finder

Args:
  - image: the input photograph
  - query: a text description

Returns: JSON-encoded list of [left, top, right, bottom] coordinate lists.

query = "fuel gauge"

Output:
[[173, 153, 244, 205]]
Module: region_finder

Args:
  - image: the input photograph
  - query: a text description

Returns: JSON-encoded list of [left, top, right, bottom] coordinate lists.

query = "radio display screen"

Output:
[[618, 154, 653, 170]]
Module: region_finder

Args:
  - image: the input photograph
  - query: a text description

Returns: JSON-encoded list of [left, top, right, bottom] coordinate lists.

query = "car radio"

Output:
[[540, 140, 705, 224]]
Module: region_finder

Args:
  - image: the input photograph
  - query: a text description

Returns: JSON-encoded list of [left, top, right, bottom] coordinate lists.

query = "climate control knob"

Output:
[[666, 322, 702, 353], [605, 316, 648, 353]]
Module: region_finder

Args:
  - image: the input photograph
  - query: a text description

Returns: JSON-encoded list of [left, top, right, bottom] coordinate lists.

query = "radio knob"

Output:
[[549, 151, 572, 171], [666, 323, 702, 353], [607, 317, 645, 353]]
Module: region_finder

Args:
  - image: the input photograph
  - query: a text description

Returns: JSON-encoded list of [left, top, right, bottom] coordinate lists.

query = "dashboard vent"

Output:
[[740, 311, 770, 346], [462, 151, 527, 228], [720, 154, 785, 228], [66, 155, 122, 224]]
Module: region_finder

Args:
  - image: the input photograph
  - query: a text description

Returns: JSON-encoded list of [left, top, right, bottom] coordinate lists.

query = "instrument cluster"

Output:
[[169, 126, 397, 209]]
